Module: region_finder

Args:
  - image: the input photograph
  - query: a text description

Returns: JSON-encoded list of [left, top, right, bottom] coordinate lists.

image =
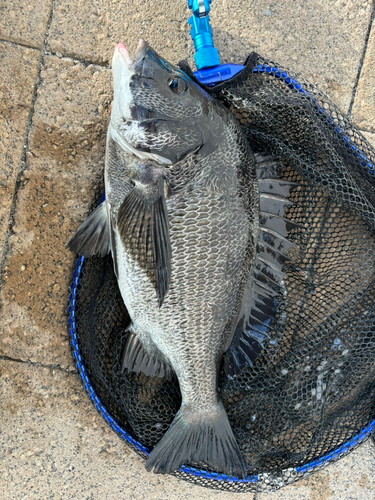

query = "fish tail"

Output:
[[144, 400, 247, 479]]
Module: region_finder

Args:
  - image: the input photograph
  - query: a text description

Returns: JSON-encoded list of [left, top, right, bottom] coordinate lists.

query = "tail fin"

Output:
[[145, 401, 247, 479]]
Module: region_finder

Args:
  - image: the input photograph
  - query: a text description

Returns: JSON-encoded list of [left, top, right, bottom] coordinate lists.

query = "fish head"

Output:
[[110, 40, 224, 165]]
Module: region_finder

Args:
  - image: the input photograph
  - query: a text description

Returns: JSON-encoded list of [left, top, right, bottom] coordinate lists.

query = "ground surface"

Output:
[[1, 1, 375, 499]]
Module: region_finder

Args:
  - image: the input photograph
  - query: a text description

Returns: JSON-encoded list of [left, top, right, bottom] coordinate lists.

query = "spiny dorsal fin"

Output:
[[259, 193, 293, 217], [256, 241, 291, 269], [259, 226, 295, 256], [258, 179, 299, 198], [224, 155, 298, 377], [259, 212, 298, 237], [254, 257, 288, 284], [255, 153, 284, 179], [117, 177, 171, 307]]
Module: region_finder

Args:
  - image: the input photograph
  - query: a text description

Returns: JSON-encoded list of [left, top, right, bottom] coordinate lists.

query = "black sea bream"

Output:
[[68, 40, 262, 478]]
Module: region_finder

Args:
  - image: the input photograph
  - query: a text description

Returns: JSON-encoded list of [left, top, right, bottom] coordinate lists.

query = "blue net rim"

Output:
[[67, 64, 375, 484], [68, 253, 375, 483]]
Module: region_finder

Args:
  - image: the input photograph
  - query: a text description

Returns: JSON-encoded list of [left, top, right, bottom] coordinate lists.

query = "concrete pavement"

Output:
[[1, 0, 375, 498]]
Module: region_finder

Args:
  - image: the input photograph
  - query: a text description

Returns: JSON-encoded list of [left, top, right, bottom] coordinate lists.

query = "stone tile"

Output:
[[0, 360, 256, 499], [0, 56, 112, 368], [0, 41, 39, 255], [47, 0, 192, 66], [352, 20, 375, 134], [257, 440, 375, 500], [362, 131, 375, 148], [46, 0, 373, 113], [211, 0, 373, 113], [0, 0, 52, 49]]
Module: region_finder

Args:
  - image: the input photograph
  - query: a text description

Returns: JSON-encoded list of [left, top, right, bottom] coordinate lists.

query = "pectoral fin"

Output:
[[117, 177, 171, 306], [66, 202, 110, 257]]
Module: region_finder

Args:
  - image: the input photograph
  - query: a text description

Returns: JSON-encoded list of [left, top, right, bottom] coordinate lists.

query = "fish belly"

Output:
[[115, 168, 251, 406]]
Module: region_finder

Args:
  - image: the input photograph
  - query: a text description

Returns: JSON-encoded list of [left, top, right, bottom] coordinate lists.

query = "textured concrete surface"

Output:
[[1, 0, 375, 498], [363, 131, 375, 148], [47, 0, 192, 66], [0, 0, 53, 49], [352, 19, 375, 133], [0, 41, 39, 253], [211, 0, 373, 113], [2, 359, 244, 500], [0, 57, 110, 367], [46, 0, 373, 113]]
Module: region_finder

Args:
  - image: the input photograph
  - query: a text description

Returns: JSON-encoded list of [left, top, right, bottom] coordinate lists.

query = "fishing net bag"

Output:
[[68, 53, 375, 492]]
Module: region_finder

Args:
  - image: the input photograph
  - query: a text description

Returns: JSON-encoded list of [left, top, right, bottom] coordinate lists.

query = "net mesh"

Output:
[[68, 54, 375, 492]]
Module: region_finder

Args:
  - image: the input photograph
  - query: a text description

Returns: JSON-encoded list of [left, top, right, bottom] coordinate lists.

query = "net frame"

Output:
[[67, 57, 375, 492]]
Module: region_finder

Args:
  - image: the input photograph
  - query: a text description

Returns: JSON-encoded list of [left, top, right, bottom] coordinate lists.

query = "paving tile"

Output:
[[362, 131, 375, 148], [0, 56, 112, 368], [257, 440, 375, 500], [0, 0, 52, 49], [0, 41, 39, 256], [211, 0, 374, 114], [352, 21, 375, 134], [0, 360, 256, 500], [46, 0, 373, 114], [47, 0, 192, 66]]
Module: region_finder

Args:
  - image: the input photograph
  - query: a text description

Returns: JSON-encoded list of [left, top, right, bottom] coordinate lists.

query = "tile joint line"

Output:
[[347, 2, 375, 118], [0, 38, 110, 68], [44, 50, 111, 69], [0, 0, 56, 285], [0, 37, 41, 51], [0, 354, 76, 373]]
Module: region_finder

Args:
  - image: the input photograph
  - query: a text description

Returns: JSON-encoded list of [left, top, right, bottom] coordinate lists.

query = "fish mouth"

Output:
[[111, 40, 172, 166], [113, 39, 148, 71]]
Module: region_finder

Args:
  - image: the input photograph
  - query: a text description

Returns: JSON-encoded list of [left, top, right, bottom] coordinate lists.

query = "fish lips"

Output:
[[113, 39, 147, 64], [112, 40, 159, 124], [112, 40, 150, 81]]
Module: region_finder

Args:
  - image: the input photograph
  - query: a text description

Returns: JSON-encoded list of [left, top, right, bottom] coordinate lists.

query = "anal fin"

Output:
[[122, 327, 173, 380]]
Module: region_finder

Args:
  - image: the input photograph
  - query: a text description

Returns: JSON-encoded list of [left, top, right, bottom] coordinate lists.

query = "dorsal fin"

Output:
[[259, 193, 293, 217], [255, 154, 284, 179], [258, 179, 299, 197], [224, 156, 298, 377]]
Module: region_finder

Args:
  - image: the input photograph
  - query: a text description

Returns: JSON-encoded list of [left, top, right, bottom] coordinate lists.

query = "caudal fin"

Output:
[[145, 401, 247, 479]]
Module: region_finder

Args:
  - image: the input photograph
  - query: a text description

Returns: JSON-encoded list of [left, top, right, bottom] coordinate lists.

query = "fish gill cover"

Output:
[[68, 51, 375, 492]]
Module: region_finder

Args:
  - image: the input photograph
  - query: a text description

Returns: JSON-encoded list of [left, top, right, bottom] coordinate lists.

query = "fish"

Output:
[[67, 40, 297, 478]]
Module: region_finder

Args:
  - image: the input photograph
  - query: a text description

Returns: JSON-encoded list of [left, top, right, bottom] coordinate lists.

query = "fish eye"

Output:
[[168, 76, 188, 94]]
